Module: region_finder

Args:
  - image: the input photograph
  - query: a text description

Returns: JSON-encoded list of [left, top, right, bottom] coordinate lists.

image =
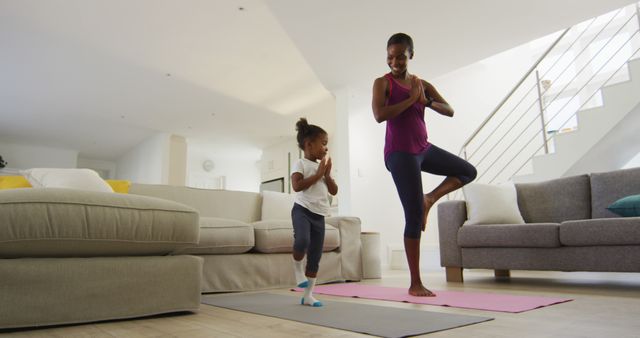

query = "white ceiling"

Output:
[[1, 0, 636, 160]]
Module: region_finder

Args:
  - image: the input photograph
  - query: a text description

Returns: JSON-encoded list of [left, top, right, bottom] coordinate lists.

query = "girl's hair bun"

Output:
[[295, 117, 326, 150]]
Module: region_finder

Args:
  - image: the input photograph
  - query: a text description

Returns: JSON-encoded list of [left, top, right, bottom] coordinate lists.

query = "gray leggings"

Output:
[[291, 203, 325, 273], [386, 144, 477, 239]]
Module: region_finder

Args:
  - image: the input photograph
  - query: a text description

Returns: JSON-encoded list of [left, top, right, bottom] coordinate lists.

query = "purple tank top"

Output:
[[383, 73, 430, 161]]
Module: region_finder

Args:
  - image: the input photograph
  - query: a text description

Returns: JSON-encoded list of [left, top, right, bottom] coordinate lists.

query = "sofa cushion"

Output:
[[515, 174, 591, 223], [0, 188, 199, 258], [560, 218, 640, 246], [261, 191, 295, 220], [130, 183, 262, 223], [0, 176, 131, 194], [607, 194, 640, 217], [174, 217, 254, 254], [462, 182, 524, 225], [21, 168, 114, 193], [105, 179, 131, 194], [458, 223, 561, 248], [591, 167, 640, 219], [252, 220, 340, 253], [0, 176, 32, 189]]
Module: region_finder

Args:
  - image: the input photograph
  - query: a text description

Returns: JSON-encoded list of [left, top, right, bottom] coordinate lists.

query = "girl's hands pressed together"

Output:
[[322, 156, 338, 195], [316, 156, 328, 178], [324, 156, 332, 178]]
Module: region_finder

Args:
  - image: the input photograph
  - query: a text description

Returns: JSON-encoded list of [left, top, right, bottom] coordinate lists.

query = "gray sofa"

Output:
[[438, 167, 640, 282]]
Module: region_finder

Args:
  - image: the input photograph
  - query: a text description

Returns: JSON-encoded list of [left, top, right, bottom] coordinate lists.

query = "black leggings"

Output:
[[386, 144, 477, 239], [291, 203, 325, 273]]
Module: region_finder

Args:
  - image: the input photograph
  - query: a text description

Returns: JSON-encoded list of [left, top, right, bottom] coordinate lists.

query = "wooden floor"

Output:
[[4, 269, 640, 337]]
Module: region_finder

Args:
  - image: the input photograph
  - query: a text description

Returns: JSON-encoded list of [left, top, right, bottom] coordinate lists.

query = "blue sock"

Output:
[[301, 277, 322, 307]]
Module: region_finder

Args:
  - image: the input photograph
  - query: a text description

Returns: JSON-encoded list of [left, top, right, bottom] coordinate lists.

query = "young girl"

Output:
[[371, 33, 477, 297], [291, 117, 338, 307]]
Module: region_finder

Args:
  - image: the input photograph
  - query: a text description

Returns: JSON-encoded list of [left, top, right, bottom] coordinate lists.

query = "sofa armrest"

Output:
[[437, 200, 466, 267], [326, 216, 363, 280]]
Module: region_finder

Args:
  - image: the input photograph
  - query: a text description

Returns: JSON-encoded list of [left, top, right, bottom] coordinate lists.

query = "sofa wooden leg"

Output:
[[445, 267, 463, 283], [494, 269, 510, 280]]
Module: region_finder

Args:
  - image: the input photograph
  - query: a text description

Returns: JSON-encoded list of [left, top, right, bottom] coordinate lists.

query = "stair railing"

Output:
[[455, 2, 640, 197]]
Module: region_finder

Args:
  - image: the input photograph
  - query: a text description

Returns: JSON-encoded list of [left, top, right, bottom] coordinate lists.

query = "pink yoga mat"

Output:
[[294, 283, 571, 313]]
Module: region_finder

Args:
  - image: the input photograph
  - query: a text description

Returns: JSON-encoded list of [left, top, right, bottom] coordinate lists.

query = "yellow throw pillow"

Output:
[[106, 180, 131, 194], [0, 175, 131, 193], [0, 176, 32, 189]]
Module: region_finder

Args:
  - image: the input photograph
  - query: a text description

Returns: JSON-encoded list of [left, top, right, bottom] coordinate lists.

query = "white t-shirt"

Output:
[[292, 158, 330, 216]]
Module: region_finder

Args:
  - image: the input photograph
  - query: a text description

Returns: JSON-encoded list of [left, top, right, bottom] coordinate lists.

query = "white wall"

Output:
[[0, 141, 78, 170], [623, 152, 640, 169], [565, 102, 640, 176], [187, 140, 261, 192], [1, 134, 261, 190], [338, 33, 560, 269], [334, 87, 353, 215], [260, 137, 300, 194], [116, 133, 170, 184], [168, 134, 187, 186]]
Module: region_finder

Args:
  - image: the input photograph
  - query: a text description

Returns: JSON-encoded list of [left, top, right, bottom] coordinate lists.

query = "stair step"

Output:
[[517, 58, 640, 182]]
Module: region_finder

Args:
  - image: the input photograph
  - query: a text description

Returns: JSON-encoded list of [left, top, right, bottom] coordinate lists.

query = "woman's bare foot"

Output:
[[409, 283, 436, 297], [422, 194, 436, 231]]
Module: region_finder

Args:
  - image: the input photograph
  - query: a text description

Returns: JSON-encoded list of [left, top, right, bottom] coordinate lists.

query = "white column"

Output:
[[334, 86, 352, 215]]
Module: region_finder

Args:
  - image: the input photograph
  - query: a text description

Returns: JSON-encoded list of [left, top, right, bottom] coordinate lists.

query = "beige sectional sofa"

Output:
[[0, 188, 203, 329], [129, 184, 364, 293], [438, 167, 640, 282], [0, 183, 363, 329]]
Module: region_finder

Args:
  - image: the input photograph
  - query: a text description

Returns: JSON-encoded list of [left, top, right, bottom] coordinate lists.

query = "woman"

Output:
[[372, 33, 477, 296]]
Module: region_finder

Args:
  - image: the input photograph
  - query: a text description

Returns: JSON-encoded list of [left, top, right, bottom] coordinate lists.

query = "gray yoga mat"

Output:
[[202, 292, 493, 337]]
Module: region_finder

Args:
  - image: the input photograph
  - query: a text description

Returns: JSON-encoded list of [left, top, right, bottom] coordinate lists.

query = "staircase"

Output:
[[459, 2, 640, 188], [514, 58, 640, 183]]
